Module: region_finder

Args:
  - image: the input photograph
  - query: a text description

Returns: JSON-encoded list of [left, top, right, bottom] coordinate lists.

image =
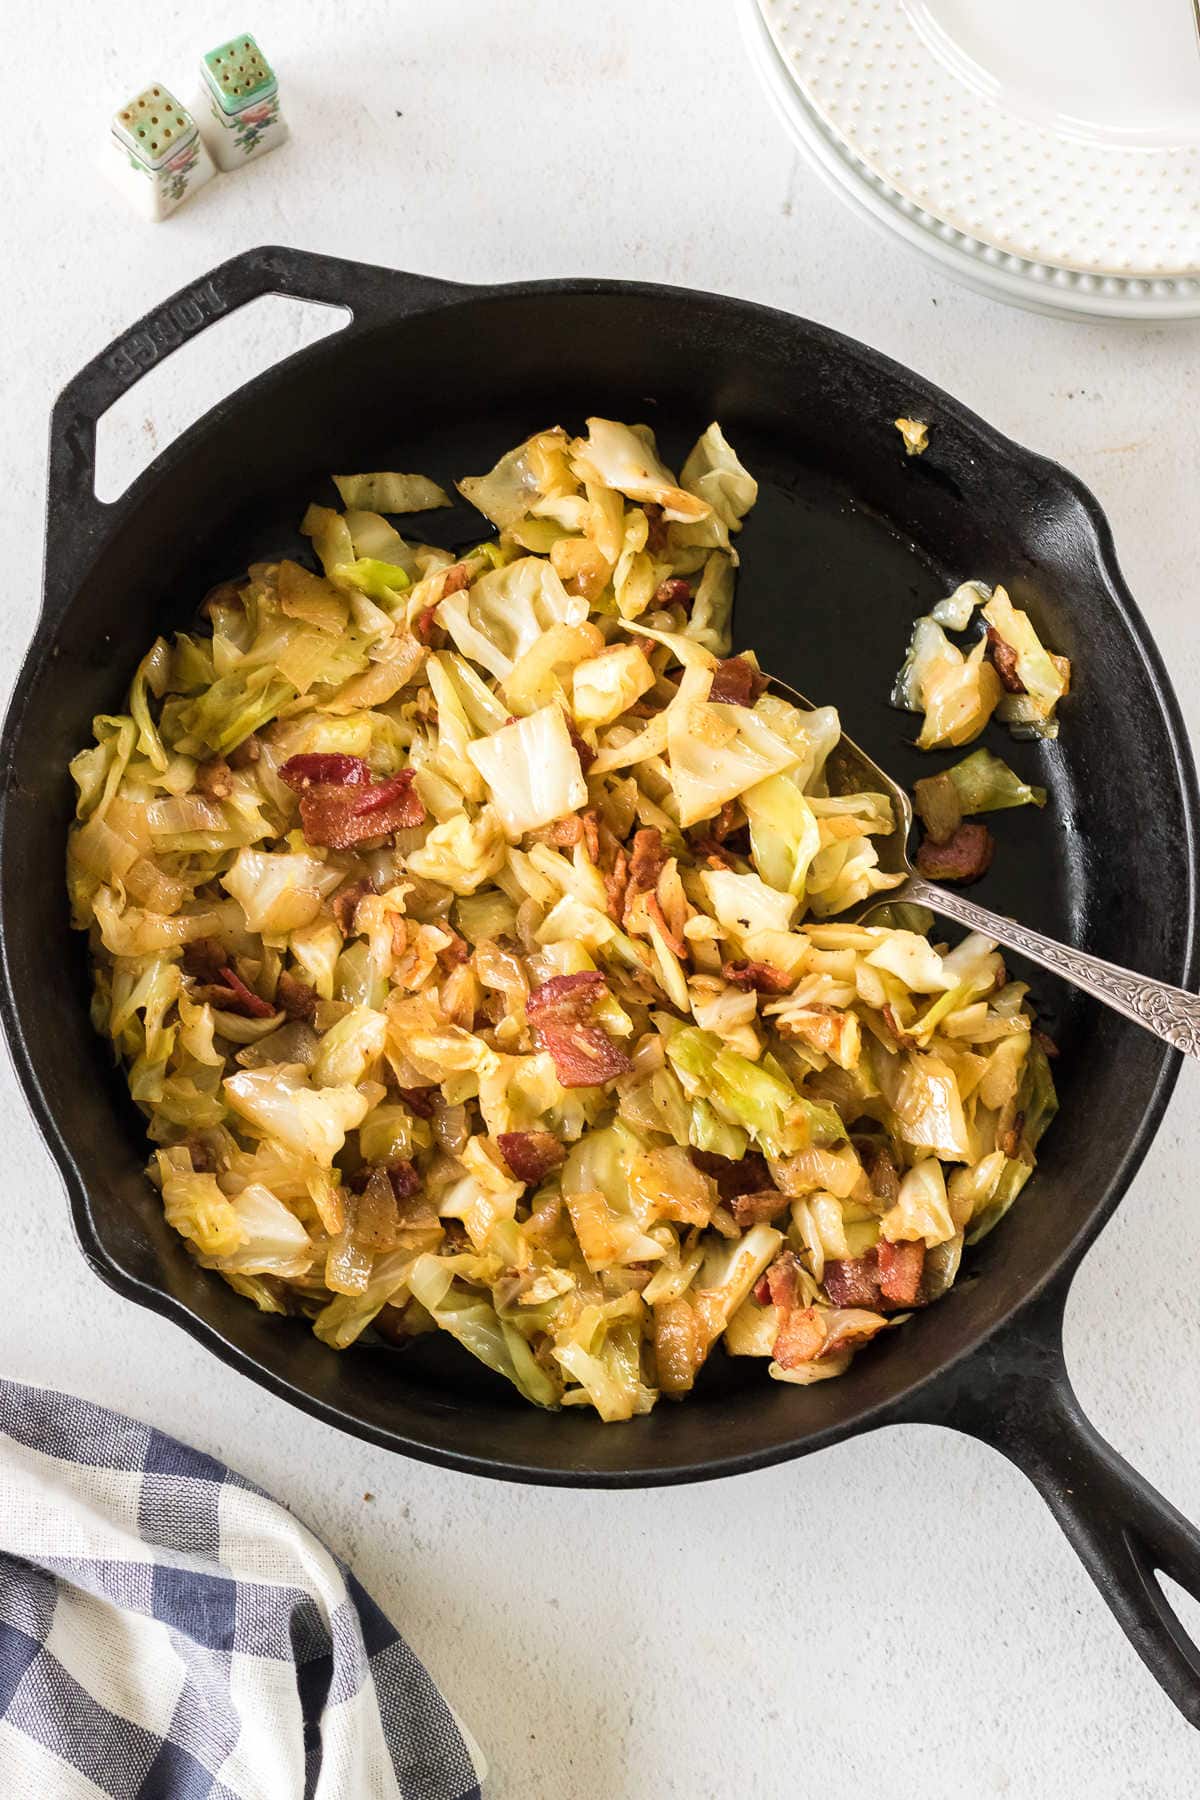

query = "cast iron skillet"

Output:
[[3, 245, 1200, 1721]]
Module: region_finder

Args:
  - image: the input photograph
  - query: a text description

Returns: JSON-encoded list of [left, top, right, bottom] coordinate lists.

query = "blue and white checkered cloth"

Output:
[[0, 1378, 484, 1798]]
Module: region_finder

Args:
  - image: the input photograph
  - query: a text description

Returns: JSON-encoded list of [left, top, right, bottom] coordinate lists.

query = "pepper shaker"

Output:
[[194, 33, 288, 170], [107, 85, 215, 221]]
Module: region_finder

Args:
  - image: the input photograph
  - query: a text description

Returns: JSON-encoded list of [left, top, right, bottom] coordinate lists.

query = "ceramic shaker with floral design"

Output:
[[194, 33, 288, 171], [107, 86, 215, 221]]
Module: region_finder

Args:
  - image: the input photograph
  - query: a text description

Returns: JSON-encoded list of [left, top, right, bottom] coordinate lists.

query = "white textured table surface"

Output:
[[3, 3, 1200, 1793]]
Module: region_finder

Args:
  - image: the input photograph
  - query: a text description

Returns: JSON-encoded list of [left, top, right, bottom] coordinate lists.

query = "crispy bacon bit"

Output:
[[916, 821, 995, 884], [414, 604, 446, 648], [878, 1239, 925, 1307], [566, 719, 596, 773], [227, 734, 261, 768], [728, 1190, 790, 1227], [999, 1110, 1025, 1159], [603, 846, 629, 922], [525, 971, 607, 1018], [824, 1254, 883, 1310], [285, 765, 426, 851], [387, 1159, 422, 1201], [441, 562, 471, 596], [280, 753, 371, 788], [653, 576, 692, 609], [276, 970, 317, 1022], [691, 838, 738, 870], [530, 815, 585, 848], [859, 1142, 901, 1208], [581, 808, 601, 864], [498, 1130, 566, 1185], [693, 1149, 773, 1203], [628, 827, 667, 898], [525, 971, 633, 1088], [398, 1085, 437, 1119], [437, 927, 470, 970], [986, 627, 1026, 694], [217, 964, 276, 1019], [333, 880, 371, 935], [774, 1305, 828, 1367], [708, 656, 769, 707], [1033, 1028, 1059, 1059], [764, 1252, 802, 1312], [753, 1273, 773, 1306], [722, 960, 793, 995], [195, 756, 233, 799], [182, 937, 228, 984], [642, 503, 669, 554]]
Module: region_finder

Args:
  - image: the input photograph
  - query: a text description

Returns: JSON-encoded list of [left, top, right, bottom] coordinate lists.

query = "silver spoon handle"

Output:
[[906, 876, 1200, 1058]]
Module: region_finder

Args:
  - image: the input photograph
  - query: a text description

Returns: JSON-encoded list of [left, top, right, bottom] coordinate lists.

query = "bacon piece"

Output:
[[627, 827, 667, 898], [566, 719, 596, 773], [916, 821, 994, 884], [859, 1141, 901, 1207], [708, 656, 769, 707], [398, 1085, 437, 1119], [280, 753, 371, 788], [711, 801, 744, 845], [292, 769, 426, 850], [525, 971, 633, 1088], [728, 1190, 790, 1227], [986, 627, 1025, 694], [878, 1238, 925, 1307], [824, 1254, 883, 1310], [722, 960, 793, 995], [387, 1159, 422, 1201], [653, 576, 692, 609], [642, 503, 669, 554], [764, 1252, 802, 1312], [333, 880, 371, 935], [497, 1130, 566, 1185], [437, 927, 470, 970], [581, 809, 601, 864], [217, 965, 276, 1019], [182, 937, 228, 984], [195, 756, 233, 799], [693, 1149, 773, 1203], [603, 846, 629, 922], [276, 970, 317, 1022], [773, 1306, 828, 1367], [440, 562, 471, 595], [525, 972, 607, 1018], [414, 604, 446, 648], [1033, 1028, 1059, 1060], [533, 1022, 632, 1087], [529, 815, 584, 848]]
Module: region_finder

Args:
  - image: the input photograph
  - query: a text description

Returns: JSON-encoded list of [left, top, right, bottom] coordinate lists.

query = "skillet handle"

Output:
[[44, 245, 463, 594], [902, 1276, 1200, 1726]]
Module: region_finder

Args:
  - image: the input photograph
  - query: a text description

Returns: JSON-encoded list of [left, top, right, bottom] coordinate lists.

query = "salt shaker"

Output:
[[107, 86, 216, 221], [195, 33, 288, 170]]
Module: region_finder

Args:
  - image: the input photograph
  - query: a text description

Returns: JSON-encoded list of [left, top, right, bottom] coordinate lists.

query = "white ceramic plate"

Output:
[[741, 0, 1200, 320]]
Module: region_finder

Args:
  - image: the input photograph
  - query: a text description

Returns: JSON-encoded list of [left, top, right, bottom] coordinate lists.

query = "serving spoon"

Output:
[[765, 674, 1200, 1057]]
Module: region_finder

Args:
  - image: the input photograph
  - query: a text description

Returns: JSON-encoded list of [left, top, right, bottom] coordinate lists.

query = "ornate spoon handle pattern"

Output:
[[906, 877, 1200, 1058]]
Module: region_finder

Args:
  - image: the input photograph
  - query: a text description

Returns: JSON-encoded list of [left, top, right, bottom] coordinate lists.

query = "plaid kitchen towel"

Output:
[[0, 1378, 484, 1798]]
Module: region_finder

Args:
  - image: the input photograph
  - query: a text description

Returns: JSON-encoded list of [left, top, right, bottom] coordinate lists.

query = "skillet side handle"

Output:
[[44, 245, 464, 602], [903, 1278, 1200, 1728]]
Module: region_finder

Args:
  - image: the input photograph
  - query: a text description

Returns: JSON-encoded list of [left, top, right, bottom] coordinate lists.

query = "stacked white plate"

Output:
[[741, 0, 1200, 320]]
